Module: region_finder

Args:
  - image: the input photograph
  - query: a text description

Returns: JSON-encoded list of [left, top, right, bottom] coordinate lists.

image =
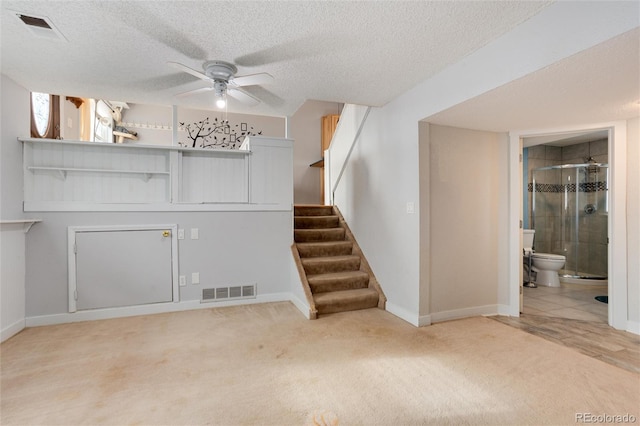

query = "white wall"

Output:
[[25, 211, 292, 319], [176, 107, 285, 148], [334, 105, 421, 324], [331, 2, 638, 326], [2, 76, 300, 326], [0, 76, 30, 341], [423, 124, 508, 321], [1, 224, 27, 341], [1, 75, 28, 219], [627, 116, 640, 331], [60, 97, 81, 141], [290, 100, 343, 204]]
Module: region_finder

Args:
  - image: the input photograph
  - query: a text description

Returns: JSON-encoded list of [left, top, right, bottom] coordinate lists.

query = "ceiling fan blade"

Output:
[[227, 87, 260, 106], [230, 72, 274, 87], [167, 61, 210, 81], [174, 86, 214, 98]]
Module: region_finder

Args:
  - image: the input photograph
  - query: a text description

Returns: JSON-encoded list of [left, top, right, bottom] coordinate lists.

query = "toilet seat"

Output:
[[531, 253, 565, 261]]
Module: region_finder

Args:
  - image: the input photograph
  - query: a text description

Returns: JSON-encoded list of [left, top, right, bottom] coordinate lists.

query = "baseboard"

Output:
[[1, 318, 26, 342], [418, 314, 432, 327], [430, 304, 500, 324], [289, 294, 312, 319], [25, 293, 294, 327], [627, 320, 640, 335], [386, 302, 419, 327], [495, 304, 512, 316]]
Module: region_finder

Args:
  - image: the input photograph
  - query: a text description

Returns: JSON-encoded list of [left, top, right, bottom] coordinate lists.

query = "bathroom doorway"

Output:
[[523, 131, 609, 323], [509, 121, 628, 331]]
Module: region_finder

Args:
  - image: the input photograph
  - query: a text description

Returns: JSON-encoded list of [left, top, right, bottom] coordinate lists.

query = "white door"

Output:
[[74, 229, 173, 310]]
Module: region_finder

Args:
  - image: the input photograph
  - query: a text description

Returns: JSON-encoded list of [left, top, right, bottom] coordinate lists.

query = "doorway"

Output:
[[509, 122, 628, 331], [523, 131, 609, 323]]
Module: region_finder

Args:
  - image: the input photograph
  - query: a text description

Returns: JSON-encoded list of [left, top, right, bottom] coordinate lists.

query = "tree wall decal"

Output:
[[179, 117, 262, 149]]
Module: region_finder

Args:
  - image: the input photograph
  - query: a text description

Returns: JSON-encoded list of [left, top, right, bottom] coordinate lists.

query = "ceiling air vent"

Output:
[[12, 11, 67, 41]]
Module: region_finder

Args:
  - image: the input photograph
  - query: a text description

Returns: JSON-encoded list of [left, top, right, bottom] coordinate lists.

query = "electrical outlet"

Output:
[[191, 272, 200, 284], [179, 275, 186, 287], [191, 228, 199, 239], [178, 229, 185, 240], [406, 202, 415, 214]]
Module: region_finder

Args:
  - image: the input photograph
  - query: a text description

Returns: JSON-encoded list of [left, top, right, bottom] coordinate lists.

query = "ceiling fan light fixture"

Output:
[[213, 80, 227, 108]]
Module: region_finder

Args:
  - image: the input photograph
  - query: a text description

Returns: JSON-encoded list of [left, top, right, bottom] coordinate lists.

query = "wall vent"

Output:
[[202, 284, 257, 302]]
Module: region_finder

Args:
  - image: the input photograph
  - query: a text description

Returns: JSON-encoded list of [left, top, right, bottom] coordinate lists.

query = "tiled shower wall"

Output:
[[526, 139, 608, 277]]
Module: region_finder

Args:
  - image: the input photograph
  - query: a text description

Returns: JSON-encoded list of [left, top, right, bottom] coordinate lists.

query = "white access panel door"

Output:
[[74, 229, 173, 310]]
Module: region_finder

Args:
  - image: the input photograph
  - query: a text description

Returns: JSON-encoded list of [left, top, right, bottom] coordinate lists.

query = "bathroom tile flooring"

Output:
[[491, 283, 640, 374], [523, 282, 608, 322]]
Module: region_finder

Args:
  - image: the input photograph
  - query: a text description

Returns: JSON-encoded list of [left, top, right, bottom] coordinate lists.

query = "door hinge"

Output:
[[74, 290, 78, 300], [519, 153, 523, 163], [519, 220, 523, 229], [73, 243, 77, 254]]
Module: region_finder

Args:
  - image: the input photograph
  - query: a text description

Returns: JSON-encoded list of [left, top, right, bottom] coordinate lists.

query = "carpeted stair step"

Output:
[[296, 241, 353, 258], [294, 228, 345, 243], [307, 270, 370, 293], [301, 255, 361, 275], [314, 288, 380, 314], [294, 205, 334, 216], [294, 215, 340, 229]]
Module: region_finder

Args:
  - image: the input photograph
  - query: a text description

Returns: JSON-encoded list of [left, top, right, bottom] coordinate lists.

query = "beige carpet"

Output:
[[1, 302, 638, 425]]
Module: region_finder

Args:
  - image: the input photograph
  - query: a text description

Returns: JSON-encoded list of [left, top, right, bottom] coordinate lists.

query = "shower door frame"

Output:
[[531, 162, 609, 280], [508, 121, 628, 331]]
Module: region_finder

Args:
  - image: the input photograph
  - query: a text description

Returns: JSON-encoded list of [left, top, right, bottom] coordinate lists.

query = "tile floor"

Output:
[[493, 282, 640, 373], [523, 282, 608, 323]]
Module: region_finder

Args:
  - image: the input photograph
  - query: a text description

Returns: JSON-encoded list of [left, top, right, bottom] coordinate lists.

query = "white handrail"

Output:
[[325, 104, 371, 205]]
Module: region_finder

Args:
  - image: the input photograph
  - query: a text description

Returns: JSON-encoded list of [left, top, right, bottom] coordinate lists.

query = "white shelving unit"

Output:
[[20, 137, 292, 212], [0, 219, 41, 233]]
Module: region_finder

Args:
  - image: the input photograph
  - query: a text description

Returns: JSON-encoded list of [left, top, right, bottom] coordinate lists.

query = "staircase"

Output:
[[292, 205, 386, 319]]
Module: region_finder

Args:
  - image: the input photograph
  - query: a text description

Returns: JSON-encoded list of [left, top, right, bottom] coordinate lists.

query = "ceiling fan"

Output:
[[168, 60, 273, 108]]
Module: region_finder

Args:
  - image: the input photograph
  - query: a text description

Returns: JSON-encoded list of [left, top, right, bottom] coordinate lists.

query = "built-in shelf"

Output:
[[20, 136, 291, 211], [0, 219, 42, 233], [27, 166, 169, 182], [310, 159, 324, 168]]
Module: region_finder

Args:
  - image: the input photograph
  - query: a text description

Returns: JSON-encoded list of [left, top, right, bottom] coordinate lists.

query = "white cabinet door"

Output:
[[74, 229, 173, 310]]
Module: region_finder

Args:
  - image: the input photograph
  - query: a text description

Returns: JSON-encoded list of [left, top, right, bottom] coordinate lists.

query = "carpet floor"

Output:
[[1, 302, 638, 425]]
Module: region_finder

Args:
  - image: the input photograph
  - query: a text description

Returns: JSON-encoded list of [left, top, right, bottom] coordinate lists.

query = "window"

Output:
[[30, 92, 60, 139]]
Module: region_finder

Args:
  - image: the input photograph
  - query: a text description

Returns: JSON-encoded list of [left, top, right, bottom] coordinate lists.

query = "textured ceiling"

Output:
[[0, 0, 552, 117], [426, 27, 640, 135]]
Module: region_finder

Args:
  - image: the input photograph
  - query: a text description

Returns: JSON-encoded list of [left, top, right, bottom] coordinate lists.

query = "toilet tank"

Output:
[[523, 229, 535, 250]]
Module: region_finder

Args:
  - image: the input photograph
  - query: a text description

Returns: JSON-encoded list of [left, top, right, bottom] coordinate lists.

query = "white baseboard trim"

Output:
[[627, 320, 640, 335], [1, 318, 26, 342], [430, 304, 500, 324], [25, 293, 293, 327], [386, 302, 419, 327], [289, 294, 311, 319], [495, 304, 512, 316], [418, 314, 432, 327]]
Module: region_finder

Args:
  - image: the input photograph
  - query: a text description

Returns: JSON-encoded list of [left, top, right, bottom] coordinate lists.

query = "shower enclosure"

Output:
[[531, 162, 608, 280]]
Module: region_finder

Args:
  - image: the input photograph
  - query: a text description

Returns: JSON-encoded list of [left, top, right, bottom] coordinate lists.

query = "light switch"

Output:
[[191, 272, 200, 284], [178, 229, 185, 240], [190, 228, 199, 239]]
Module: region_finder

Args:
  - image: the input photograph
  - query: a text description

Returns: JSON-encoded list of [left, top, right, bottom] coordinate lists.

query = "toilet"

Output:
[[523, 229, 566, 287]]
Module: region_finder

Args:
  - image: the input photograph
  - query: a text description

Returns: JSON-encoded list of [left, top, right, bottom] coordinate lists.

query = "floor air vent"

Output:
[[202, 284, 256, 302]]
